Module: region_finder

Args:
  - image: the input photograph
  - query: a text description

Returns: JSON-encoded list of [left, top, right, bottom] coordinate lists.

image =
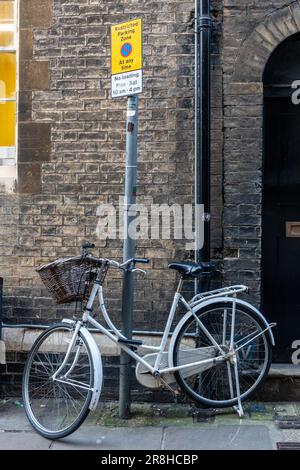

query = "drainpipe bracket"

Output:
[[202, 212, 211, 222], [198, 16, 212, 30]]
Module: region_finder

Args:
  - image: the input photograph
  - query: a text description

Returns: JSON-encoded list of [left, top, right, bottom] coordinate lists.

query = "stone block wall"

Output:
[[0, 0, 223, 329], [222, 0, 300, 306], [2, 0, 300, 397], [0, 0, 223, 394]]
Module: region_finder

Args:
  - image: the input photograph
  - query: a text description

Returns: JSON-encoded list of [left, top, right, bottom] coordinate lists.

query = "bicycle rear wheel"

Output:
[[173, 302, 272, 408], [22, 323, 94, 439]]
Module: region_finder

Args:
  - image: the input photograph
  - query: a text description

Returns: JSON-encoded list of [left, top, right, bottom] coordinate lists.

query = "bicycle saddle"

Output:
[[168, 261, 215, 278]]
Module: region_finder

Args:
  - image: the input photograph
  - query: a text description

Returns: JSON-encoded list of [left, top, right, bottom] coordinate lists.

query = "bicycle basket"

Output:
[[36, 256, 109, 304]]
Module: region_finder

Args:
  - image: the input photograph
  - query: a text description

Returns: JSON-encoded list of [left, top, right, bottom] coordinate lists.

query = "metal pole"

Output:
[[119, 95, 139, 419], [0, 277, 5, 366], [195, 0, 212, 294]]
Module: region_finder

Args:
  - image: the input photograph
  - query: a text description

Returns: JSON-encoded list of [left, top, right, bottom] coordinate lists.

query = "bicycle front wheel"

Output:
[[22, 323, 94, 439], [173, 302, 272, 408]]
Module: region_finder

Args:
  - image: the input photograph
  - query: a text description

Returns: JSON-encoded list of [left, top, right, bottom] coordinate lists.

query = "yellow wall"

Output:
[[0, 1, 16, 149]]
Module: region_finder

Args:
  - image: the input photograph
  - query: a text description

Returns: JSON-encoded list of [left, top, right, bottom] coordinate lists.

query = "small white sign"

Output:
[[111, 70, 142, 99]]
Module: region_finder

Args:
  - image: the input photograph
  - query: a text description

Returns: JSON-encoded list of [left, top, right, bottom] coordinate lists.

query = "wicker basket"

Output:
[[36, 256, 109, 304]]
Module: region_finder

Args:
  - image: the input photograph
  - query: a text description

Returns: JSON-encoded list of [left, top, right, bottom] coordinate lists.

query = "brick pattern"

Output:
[[223, 0, 300, 306], [2, 0, 300, 399], [0, 0, 223, 331]]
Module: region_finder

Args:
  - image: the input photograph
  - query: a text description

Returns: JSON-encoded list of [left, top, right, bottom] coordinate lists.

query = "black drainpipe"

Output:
[[0, 278, 3, 341], [195, 0, 212, 293]]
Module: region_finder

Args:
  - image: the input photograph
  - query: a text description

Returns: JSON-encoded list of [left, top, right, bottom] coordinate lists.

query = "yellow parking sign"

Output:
[[111, 19, 143, 98]]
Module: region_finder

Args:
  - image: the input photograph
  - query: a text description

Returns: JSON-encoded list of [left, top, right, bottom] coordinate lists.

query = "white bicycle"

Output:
[[22, 243, 275, 439]]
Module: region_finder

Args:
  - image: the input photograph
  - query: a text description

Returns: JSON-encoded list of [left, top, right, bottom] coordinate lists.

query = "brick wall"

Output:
[[222, 0, 300, 306], [0, 0, 223, 330], [2, 0, 300, 398], [0, 0, 223, 396]]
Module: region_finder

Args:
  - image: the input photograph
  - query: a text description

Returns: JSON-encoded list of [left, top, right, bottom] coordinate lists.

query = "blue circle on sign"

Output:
[[121, 43, 132, 58]]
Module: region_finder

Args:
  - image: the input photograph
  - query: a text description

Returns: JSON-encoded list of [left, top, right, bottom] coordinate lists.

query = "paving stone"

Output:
[[0, 432, 50, 450], [163, 425, 274, 450], [0, 402, 31, 431], [51, 427, 164, 450], [282, 429, 300, 442]]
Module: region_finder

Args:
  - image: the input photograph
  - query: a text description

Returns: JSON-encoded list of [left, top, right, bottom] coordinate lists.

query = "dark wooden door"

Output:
[[263, 97, 300, 362]]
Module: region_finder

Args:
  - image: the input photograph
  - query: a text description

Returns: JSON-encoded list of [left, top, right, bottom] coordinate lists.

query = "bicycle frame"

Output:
[[56, 279, 274, 383], [91, 281, 235, 374], [46, 272, 277, 421], [24, 254, 278, 436]]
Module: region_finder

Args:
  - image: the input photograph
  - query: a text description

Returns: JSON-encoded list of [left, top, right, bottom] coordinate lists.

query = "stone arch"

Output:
[[233, 1, 300, 83]]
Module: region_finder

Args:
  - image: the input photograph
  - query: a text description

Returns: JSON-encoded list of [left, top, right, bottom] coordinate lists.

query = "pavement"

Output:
[[0, 399, 300, 450]]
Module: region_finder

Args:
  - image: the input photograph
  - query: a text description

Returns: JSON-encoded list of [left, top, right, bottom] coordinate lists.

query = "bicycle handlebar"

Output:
[[108, 258, 150, 271], [80, 241, 149, 273]]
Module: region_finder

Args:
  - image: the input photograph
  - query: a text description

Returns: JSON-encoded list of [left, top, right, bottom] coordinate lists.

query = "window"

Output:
[[0, 1, 17, 167]]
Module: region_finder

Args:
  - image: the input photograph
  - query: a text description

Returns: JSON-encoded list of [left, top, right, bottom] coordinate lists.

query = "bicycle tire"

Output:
[[22, 322, 94, 439], [172, 302, 272, 408]]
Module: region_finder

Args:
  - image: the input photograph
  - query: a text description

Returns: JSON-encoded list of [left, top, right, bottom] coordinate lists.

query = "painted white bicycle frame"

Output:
[[56, 278, 275, 412]]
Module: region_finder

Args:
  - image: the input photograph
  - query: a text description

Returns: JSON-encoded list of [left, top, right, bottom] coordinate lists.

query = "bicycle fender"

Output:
[[62, 319, 103, 411], [168, 297, 275, 368]]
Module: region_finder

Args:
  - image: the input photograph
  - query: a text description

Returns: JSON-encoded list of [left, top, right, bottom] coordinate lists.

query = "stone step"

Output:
[[257, 364, 300, 402], [269, 364, 300, 378]]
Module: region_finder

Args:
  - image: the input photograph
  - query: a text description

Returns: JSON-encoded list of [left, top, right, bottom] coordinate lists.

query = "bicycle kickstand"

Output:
[[159, 376, 182, 404], [232, 358, 245, 418]]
